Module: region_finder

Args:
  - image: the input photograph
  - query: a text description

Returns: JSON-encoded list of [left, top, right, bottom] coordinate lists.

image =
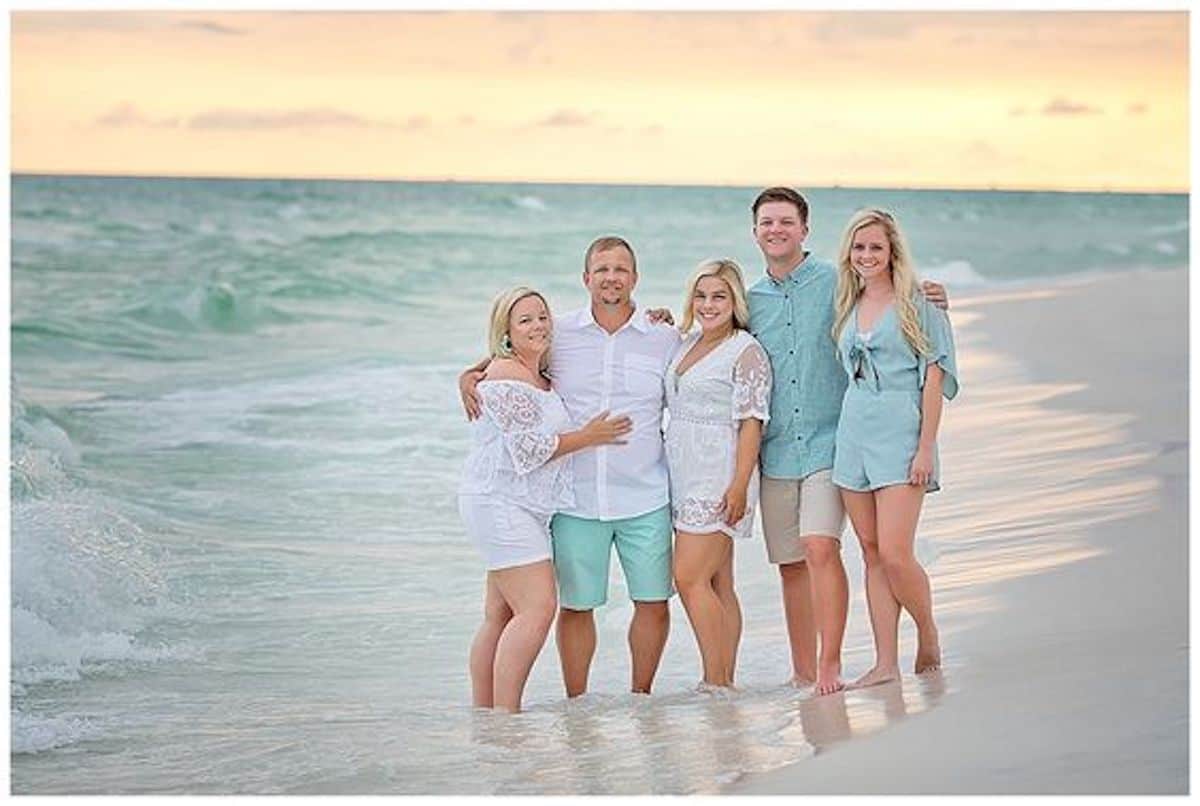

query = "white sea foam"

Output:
[[1153, 240, 1178, 255], [921, 259, 989, 288], [511, 194, 548, 211], [11, 711, 99, 755]]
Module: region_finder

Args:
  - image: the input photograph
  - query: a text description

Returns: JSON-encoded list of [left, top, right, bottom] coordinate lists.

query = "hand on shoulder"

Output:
[[483, 358, 532, 382]]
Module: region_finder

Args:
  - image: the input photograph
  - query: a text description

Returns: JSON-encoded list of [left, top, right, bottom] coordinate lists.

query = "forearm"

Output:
[[918, 366, 944, 448], [731, 418, 763, 489], [548, 429, 595, 461]]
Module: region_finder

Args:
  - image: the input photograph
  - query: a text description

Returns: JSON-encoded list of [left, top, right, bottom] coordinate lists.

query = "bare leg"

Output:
[[804, 535, 849, 695], [673, 531, 734, 686], [778, 561, 817, 685], [842, 489, 901, 688], [556, 607, 597, 698], [469, 573, 513, 708], [713, 551, 741, 683], [875, 485, 940, 673], [629, 600, 669, 694], [491, 560, 558, 712]]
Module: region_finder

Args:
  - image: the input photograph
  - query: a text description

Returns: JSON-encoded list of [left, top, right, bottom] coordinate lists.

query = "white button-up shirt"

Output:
[[550, 304, 681, 521]]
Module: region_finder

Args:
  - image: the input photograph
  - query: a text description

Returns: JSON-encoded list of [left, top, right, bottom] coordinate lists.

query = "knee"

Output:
[[526, 597, 558, 632], [859, 541, 882, 568], [879, 544, 914, 574], [634, 600, 670, 626], [804, 538, 839, 568], [673, 565, 709, 596]]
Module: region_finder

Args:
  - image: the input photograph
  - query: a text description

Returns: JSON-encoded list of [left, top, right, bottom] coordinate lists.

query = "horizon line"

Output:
[[10, 170, 1189, 196]]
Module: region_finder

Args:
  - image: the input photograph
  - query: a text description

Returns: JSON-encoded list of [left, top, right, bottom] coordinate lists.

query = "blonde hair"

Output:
[[679, 258, 751, 335], [832, 209, 931, 357], [488, 286, 552, 373]]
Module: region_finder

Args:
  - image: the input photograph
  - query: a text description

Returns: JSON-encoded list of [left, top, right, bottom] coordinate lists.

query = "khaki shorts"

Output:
[[760, 470, 847, 564]]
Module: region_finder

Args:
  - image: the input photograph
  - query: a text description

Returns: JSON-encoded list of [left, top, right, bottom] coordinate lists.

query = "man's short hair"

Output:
[[584, 235, 637, 273], [751, 187, 810, 225]]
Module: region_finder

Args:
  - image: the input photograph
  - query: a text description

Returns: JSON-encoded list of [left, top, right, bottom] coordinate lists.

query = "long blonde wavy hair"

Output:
[[832, 208, 931, 357]]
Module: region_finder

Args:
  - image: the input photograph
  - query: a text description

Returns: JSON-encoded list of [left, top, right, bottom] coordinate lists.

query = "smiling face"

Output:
[[692, 275, 735, 335], [753, 200, 809, 266], [850, 222, 893, 284], [583, 245, 637, 308], [507, 294, 552, 357]]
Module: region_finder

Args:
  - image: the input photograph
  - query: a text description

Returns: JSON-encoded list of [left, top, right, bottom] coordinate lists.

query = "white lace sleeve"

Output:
[[731, 340, 772, 422], [480, 383, 561, 475]]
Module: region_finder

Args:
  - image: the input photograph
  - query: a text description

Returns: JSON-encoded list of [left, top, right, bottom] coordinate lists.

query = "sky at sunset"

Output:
[[10, 10, 1190, 191]]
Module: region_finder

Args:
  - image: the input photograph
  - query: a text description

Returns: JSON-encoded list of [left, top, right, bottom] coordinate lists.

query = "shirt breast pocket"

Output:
[[624, 353, 664, 396]]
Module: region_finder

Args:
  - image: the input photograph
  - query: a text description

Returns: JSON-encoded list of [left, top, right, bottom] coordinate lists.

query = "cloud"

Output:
[[1128, 102, 1148, 115], [643, 124, 664, 136], [95, 103, 179, 128], [537, 109, 592, 128], [809, 12, 916, 42], [186, 107, 390, 130], [175, 19, 247, 35], [403, 115, 431, 131], [457, 115, 476, 126], [1009, 106, 1027, 117], [1041, 96, 1102, 116], [964, 139, 998, 158]]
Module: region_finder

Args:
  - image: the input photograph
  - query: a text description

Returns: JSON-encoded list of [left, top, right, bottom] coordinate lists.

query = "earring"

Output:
[[502, 334, 512, 351]]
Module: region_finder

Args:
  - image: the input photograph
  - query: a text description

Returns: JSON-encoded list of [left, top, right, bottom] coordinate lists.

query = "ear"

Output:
[[581, 268, 589, 287]]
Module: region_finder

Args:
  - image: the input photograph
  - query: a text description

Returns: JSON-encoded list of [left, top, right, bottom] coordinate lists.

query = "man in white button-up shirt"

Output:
[[463, 236, 681, 697]]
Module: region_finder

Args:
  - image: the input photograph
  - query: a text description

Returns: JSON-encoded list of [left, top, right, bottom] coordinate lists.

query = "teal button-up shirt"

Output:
[[747, 254, 847, 479]]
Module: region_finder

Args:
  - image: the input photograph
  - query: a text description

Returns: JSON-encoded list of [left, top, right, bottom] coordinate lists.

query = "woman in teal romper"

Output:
[[830, 208, 958, 689]]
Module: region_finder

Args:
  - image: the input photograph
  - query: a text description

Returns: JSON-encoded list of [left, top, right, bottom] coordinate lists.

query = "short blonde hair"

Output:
[[679, 259, 751, 334], [488, 286, 552, 372]]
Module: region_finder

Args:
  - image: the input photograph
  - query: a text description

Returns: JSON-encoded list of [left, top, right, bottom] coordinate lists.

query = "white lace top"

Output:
[[664, 330, 772, 539], [459, 380, 575, 515]]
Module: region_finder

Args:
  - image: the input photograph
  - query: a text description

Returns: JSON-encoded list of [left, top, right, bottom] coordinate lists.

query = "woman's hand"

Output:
[[581, 411, 633, 446], [721, 482, 748, 526], [909, 444, 935, 487]]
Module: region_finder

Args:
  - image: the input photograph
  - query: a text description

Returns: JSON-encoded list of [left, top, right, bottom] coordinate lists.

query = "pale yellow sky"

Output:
[[10, 11, 1190, 191]]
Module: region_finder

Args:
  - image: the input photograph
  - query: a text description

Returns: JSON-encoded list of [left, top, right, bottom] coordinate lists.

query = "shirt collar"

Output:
[[568, 302, 649, 333], [766, 252, 813, 285]]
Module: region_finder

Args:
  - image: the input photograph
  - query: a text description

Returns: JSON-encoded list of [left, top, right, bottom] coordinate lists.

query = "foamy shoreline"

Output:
[[728, 267, 1188, 795]]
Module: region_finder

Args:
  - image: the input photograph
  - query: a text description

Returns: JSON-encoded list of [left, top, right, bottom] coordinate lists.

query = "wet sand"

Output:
[[728, 268, 1188, 794]]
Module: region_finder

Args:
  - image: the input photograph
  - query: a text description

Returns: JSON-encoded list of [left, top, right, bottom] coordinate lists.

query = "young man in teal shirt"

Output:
[[747, 187, 946, 695]]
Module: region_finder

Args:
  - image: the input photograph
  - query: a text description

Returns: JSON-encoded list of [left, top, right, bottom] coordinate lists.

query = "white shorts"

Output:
[[458, 494, 553, 571]]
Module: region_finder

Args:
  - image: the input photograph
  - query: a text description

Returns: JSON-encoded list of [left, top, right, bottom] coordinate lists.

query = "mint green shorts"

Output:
[[550, 505, 674, 610]]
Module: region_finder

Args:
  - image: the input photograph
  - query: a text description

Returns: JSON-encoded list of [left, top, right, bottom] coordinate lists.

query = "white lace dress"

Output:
[[665, 330, 772, 540], [458, 380, 575, 569]]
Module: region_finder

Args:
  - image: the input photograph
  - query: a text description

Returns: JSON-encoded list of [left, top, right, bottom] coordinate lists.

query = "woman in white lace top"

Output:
[[459, 287, 631, 713], [665, 260, 772, 689]]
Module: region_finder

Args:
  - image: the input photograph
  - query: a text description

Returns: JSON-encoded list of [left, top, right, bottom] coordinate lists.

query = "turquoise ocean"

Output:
[[10, 175, 1188, 793]]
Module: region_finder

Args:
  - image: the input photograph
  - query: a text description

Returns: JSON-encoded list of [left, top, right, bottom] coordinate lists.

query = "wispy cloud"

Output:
[[176, 19, 247, 36], [1128, 102, 1148, 115], [186, 107, 391, 130], [809, 12, 916, 42], [1009, 106, 1027, 117], [537, 109, 592, 128], [403, 115, 431, 131], [95, 103, 179, 128], [1041, 96, 1102, 116]]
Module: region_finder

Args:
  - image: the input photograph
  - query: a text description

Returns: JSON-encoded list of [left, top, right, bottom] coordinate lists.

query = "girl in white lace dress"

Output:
[[666, 260, 772, 689], [459, 287, 631, 712]]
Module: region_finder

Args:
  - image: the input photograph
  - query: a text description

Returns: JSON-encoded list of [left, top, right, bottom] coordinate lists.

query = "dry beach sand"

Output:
[[729, 268, 1188, 795]]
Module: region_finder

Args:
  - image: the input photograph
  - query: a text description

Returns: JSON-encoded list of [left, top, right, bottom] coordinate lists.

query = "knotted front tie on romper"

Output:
[[832, 294, 959, 493]]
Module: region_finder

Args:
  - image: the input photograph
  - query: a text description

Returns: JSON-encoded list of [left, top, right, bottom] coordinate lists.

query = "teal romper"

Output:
[[832, 293, 958, 493]]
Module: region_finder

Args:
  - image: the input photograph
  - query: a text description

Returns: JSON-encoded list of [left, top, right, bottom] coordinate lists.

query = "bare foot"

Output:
[[849, 665, 900, 689], [915, 630, 941, 673], [789, 674, 815, 689], [814, 661, 844, 696]]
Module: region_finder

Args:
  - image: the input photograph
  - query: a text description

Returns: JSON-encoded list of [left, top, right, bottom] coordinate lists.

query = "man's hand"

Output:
[[922, 280, 949, 310], [647, 307, 675, 326], [459, 361, 489, 420]]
